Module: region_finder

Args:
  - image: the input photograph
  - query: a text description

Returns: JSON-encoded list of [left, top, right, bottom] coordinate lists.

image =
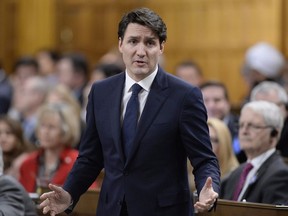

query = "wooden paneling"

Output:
[[0, 0, 286, 105], [147, 0, 282, 105], [56, 0, 144, 67], [0, 0, 18, 73], [283, 0, 288, 58], [17, 0, 57, 56]]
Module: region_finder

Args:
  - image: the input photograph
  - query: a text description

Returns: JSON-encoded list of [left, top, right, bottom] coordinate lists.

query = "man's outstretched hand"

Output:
[[194, 177, 218, 213], [39, 184, 72, 216]]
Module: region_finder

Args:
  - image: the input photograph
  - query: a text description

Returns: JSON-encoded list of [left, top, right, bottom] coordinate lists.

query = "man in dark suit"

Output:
[[220, 100, 288, 204], [199, 81, 246, 163], [0, 145, 37, 216], [250, 81, 288, 158], [40, 7, 220, 216]]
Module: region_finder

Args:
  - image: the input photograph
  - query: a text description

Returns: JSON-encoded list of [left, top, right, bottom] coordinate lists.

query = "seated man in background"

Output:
[[200, 81, 245, 163], [220, 100, 288, 204], [175, 60, 204, 87], [0, 143, 37, 215], [250, 81, 288, 158]]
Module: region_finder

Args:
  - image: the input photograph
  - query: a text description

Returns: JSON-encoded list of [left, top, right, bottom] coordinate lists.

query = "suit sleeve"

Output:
[[180, 87, 221, 194], [63, 84, 104, 208], [0, 178, 26, 216]]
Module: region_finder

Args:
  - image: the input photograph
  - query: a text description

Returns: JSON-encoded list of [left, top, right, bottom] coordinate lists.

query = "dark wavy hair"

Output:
[[118, 7, 167, 44]]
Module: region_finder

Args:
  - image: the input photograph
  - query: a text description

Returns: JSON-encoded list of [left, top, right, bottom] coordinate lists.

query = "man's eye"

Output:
[[147, 41, 155, 46], [129, 40, 137, 44]]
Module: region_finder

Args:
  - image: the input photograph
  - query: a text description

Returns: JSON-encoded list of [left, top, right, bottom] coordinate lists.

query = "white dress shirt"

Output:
[[238, 148, 276, 201], [121, 66, 158, 123]]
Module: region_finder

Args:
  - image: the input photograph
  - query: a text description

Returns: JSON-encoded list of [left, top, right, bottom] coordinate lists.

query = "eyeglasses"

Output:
[[237, 123, 273, 131]]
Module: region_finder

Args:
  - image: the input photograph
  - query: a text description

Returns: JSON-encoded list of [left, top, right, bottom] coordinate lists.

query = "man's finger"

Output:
[[39, 198, 50, 208], [40, 191, 55, 200], [194, 202, 207, 212], [50, 210, 56, 216], [48, 183, 63, 193], [42, 205, 50, 214]]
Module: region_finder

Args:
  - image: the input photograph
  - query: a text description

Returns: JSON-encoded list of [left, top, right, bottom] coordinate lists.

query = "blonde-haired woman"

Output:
[[19, 103, 81, 192], [207, 118, 239, 177], [46, 84, 82, 117], [46, 84, 85, 149], [188, 118, 239, 193]]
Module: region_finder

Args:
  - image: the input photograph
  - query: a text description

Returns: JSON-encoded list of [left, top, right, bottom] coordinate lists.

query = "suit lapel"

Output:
[[242, 152, 278, 199], [125, 68, 169, 166], [109, 74, 126, 164]]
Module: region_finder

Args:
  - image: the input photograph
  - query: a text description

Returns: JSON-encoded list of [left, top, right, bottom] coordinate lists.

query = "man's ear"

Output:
[[118, 37, 123, 52], [270, 128, 278, 138], [160, 42, 165, 52]]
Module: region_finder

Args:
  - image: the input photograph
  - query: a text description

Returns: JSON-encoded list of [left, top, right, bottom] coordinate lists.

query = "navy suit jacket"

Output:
[[64, 67, 220, 216], [220, 151, 288, 204]]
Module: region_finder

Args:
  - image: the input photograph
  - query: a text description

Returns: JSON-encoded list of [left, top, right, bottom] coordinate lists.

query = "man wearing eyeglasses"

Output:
[[220, 100, 288, 204], [250, 81, 288, 158]]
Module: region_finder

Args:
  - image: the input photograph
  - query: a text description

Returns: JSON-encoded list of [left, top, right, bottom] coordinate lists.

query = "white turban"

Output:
[[245, 42, 285, 78]]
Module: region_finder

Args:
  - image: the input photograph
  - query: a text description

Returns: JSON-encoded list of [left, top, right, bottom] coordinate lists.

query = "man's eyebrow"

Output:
[[127, 35, 139, 39], [146, 36, 158, 40]]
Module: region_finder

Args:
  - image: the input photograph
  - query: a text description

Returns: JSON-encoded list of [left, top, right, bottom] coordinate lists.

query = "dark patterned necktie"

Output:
[[232, 163, 253, 201], [122, 84, 142, 159]]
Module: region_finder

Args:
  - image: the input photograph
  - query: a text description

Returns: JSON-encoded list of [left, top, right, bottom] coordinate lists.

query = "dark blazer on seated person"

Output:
[[0, 175, 37, 216], [63, 67, 220, 216], [220, 151, 288, 204]]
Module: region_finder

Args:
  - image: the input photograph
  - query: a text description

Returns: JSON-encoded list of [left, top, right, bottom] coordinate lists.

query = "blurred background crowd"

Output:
[[1, 0, 288, 212]]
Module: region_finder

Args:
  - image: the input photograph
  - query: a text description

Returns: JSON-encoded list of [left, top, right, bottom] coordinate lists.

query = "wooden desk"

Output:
[[197, 199, 288, 216], [36, 193, 288, 216]]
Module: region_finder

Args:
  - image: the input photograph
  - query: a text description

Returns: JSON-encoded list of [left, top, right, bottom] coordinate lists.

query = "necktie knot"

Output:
[[131, 83, 142, 96], [242, 163, 253, 176]]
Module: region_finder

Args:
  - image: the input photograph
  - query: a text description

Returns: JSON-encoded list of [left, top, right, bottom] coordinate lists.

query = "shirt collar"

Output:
[[249, 148, 276, 170], [124, 65, 158, 93]]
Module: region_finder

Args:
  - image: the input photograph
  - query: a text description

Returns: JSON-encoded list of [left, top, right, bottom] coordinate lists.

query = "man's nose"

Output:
[[136, 44, 146, 57]]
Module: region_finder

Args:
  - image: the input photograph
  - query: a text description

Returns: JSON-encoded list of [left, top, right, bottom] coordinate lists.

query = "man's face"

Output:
[[17, 78, 42, 113], [37, 113, 64, 149], [13, 65, 37, 87], [118, 23, 164, 82], [176, 66, 202, 87], [56, 59, 75, 89], [201, 86, 230, 120], [239, 107, 273, 159]]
